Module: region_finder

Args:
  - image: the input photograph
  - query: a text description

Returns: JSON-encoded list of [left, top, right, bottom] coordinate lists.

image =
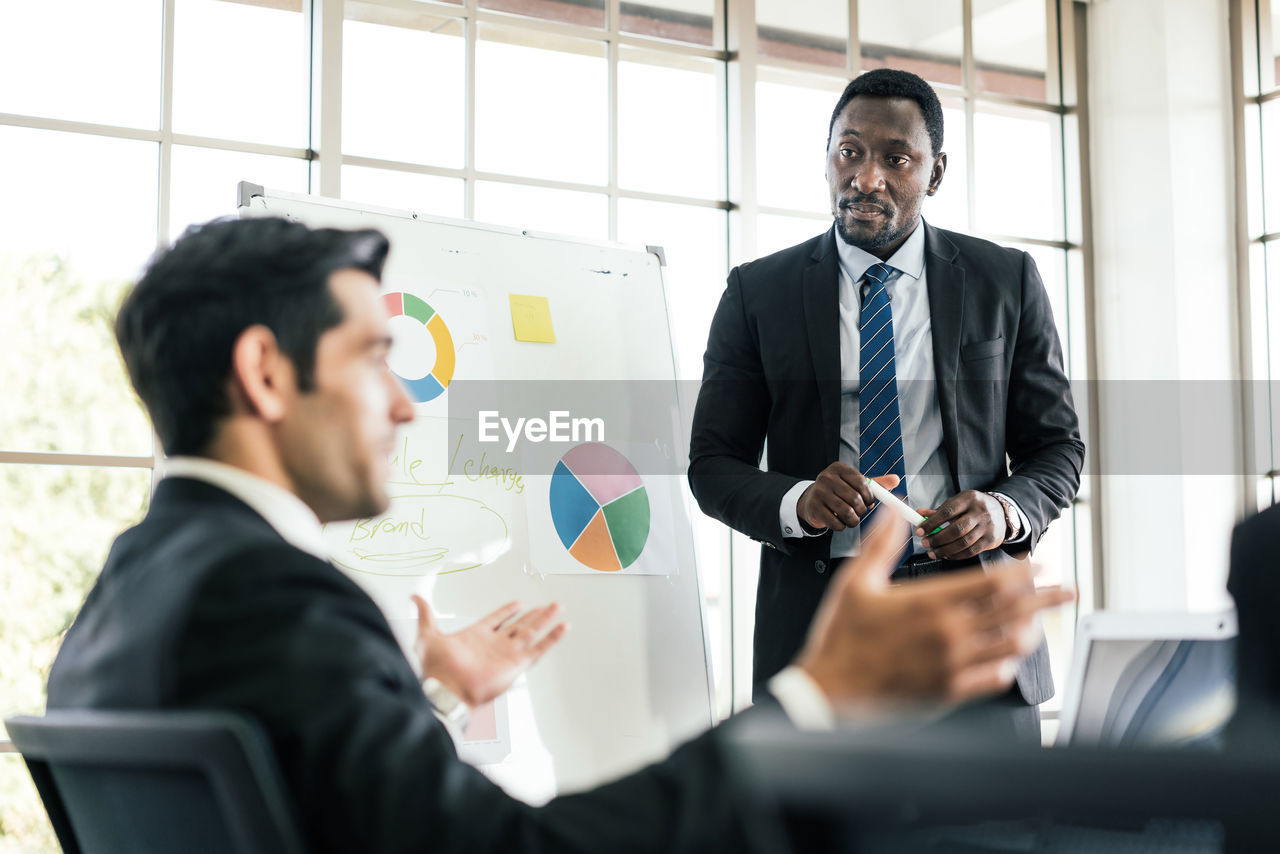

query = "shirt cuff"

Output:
[[767, 665, 835, 731], [989, 491, 1031, 545], [779, 480, 822, 539], [423, 677, 470, 742]]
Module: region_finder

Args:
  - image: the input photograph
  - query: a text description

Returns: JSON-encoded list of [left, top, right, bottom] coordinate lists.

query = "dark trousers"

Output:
[[931, 686, 1042, 746]]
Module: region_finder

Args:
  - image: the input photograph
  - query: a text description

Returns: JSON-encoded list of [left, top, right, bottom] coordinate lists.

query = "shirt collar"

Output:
[[833, 218, 927, 285], [159, 456, 331, 562]]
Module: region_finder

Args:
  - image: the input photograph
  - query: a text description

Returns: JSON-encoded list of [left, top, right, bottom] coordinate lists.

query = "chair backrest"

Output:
[[5, 710, 307, 854]]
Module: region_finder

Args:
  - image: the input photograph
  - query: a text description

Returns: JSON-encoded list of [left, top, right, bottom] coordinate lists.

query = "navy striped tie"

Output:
[[859, 263, 909, 518]]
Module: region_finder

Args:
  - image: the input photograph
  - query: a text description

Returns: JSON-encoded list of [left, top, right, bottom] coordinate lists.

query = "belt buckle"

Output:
[[894, 554, 941, 582]]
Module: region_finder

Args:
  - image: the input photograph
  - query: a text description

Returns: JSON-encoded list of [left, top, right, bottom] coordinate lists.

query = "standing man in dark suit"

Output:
[[689, 68, 1084, 741], [47, 216, 1071, 852]]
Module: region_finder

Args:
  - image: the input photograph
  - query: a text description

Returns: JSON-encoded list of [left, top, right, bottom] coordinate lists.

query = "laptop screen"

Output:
[[1067, 635, 1236, 748]]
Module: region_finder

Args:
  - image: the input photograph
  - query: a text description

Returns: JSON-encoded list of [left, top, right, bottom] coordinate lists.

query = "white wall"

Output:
[[1087, 0, 1243, 611]]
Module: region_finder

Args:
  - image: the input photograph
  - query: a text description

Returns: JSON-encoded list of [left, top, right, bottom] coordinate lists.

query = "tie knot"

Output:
[[864, 263, 894, 286]]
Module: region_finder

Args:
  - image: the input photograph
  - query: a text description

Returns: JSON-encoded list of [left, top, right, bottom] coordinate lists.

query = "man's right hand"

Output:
[[794, 513, 1073, 714], [797, 463, 899, 532]]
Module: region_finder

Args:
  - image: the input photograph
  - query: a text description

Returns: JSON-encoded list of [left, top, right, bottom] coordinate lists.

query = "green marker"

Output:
[[863, 477, 947, 536]]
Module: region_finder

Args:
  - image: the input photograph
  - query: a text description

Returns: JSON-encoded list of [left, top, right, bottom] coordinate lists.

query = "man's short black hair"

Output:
[[116, 216, 390, 456], [827, 68, 945, 157]]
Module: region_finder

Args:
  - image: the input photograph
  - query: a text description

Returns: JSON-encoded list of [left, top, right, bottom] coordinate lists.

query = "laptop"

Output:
[[1056, 610, 1237, 748]]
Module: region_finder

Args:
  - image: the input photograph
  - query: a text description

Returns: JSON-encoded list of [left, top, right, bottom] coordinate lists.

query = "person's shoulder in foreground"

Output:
[[47, 215, 1072, 854]]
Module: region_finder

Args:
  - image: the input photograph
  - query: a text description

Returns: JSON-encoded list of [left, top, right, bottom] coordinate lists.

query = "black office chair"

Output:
[[5, 710, 307, 854]]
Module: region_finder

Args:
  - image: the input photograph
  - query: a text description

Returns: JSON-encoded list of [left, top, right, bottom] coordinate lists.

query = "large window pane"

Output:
[[860, 0, 962, 87], [757, 0, 845, 68], [480, 0, 604, 29], [1066, 248, 1087, 379], [1263, 99, 1280, 234], [616, 199, 726, 380], [1271, 0, 1280, 89], [0, 464, 151, 716], [0, 0, 161, 129], [973, 106, 1062, 240], [342, 13, 465, 168], [475, 32, 607, 185], [1269, 240, 1280, 469], [1010, 243, 1068, 355], [620, 0, 713, 47], [0, 126, 158, 282], [756, 213, 827, 259], [755, 79, 840, 213], [618, 54, 722, 200], [1244, 102, 1266, 238], [172, 0, 308, 146], [0, 127, 156, 456], [0, 255, 151, 456], [923, 103, 968, 232], [1246, 241, 1275, 488], [341, 166, 465, 219], [974, 0, 1048, 100], [474, 181, 608, 240], [169, 145, 309, 237]]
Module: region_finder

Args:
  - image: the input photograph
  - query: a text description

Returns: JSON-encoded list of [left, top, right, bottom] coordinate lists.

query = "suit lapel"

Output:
[[802, 231, 842, 461], [924, 224, 964, 491]]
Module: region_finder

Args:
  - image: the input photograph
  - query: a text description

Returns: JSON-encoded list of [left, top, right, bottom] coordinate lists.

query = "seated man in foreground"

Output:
[[46, 217, 1072, 853]]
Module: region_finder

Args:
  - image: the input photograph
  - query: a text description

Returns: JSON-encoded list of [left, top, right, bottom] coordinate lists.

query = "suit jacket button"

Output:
[[815, 560, 827, 574]]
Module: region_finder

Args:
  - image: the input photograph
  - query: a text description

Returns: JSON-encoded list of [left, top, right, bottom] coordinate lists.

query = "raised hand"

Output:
[[413, 596, 569, 708]]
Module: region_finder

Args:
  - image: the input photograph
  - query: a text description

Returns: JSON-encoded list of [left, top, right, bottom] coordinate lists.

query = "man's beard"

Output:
[[833, 200, 910, 251]]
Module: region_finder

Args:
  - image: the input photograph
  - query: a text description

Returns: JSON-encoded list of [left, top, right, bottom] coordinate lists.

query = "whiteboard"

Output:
[[238, 185, 713, 803]]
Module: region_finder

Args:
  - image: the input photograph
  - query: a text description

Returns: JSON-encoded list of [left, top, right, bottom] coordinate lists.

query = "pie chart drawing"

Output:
[[382, 291, 455, 402], [549, 443, 650, 572]]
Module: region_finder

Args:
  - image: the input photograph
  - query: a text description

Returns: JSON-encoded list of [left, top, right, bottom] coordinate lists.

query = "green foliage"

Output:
[[0, 253, 154, 853]]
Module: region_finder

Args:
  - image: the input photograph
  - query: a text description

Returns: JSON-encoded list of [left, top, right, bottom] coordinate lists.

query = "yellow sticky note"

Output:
[[509, 293, 556, 343]]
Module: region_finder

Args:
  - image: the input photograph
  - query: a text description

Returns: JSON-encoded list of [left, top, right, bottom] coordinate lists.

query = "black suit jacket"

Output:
[[688, 224, 1084, 697], [1227, 502, 1280, 717], [47, 477, 783, 854]]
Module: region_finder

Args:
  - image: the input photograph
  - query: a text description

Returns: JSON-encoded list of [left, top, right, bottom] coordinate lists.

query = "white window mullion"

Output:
[[158, 0, 177, 246], [309, 0, 344, 197]]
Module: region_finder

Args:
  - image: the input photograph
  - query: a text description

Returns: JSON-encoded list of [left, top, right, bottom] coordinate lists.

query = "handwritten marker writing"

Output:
[[863, 478, 947, 536]]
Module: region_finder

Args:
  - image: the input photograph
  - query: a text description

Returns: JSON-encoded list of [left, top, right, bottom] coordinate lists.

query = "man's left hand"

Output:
[[413, 596, 568, 708], [915, 490, 1007, 561]]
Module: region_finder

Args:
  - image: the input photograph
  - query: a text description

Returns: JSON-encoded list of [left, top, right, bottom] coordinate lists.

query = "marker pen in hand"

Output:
[[863, 478, 947, 536]]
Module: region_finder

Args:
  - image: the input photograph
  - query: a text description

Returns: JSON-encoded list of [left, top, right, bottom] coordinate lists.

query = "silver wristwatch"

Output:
[[986, 492, 1021, 541], [423, 677, 471, 731]]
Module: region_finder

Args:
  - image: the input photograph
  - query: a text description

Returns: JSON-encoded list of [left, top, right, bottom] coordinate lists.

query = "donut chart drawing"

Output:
[[383, 291, 455, 402], [549, 443, 650, 572]]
